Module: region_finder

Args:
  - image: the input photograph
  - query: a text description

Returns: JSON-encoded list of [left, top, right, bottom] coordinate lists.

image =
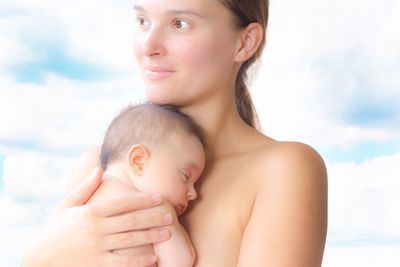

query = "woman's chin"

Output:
[[145, 93, 174, 105], [145, 89, 180, 106]]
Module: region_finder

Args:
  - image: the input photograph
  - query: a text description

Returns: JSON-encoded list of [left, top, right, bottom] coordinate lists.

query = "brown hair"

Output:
[[220, 0, 269, 128], [100, 103, 204, 170]]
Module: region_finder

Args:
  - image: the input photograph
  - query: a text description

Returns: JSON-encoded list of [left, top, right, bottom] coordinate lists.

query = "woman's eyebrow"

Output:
[[166, 9, 205, 19], [133, 5, 205, 19], [133, 5, 146, 13]]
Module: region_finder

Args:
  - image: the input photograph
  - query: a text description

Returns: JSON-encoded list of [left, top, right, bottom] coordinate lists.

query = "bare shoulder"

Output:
[[247, 140, 327, 185], [253, 140, 328, 223], [237, 140, 328, 267], [256, 140, 328, 212], [261, 141, 326, 176]]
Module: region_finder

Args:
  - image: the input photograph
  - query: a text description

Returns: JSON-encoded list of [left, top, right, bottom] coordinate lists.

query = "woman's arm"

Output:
[[22, 148, 173, 267], [237, 142, 328, 267]]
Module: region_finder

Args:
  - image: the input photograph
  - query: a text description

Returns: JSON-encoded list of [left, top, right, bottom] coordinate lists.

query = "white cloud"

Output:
[[0, 0, 146, 154], [0, 0, 136, 71], [0, 73, 145, 155], [323, 245, 400, 267], [0, 31, 35, 70], [0, 0, 400, 265], [2, 152, 75, 200], [2, 0, 399, 151], [252, 0, 400, 147], [0, 151, 76, 267], [327, 153, 400, 243]]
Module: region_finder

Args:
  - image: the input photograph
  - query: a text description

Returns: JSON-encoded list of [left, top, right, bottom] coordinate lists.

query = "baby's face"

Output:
[[138, 131, 205, 215]]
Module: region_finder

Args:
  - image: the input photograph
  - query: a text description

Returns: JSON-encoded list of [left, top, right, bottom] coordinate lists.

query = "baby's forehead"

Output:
[[157, 130, 204, 155], [173, 129, 203, 146]]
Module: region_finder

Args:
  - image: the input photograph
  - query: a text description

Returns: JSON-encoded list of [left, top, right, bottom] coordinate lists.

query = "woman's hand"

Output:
[[22, 168, 173, 267]]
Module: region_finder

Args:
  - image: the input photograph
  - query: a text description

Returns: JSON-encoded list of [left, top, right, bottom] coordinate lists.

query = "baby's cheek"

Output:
[[161, 183, 183, 205]]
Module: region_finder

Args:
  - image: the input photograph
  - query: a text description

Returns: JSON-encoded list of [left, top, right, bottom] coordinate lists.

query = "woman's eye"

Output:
[[173, 19, 190, 30], [135, 16, 150, 29]]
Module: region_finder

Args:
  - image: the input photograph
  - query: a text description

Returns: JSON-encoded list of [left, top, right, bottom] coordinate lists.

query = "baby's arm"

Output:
[[152, 202, 195, 267]]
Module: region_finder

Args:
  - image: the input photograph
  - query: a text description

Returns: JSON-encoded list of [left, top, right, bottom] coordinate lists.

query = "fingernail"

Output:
[[163, 213, 173, 223], [152, 193, 161, 204], [159, 228, 170, 238]]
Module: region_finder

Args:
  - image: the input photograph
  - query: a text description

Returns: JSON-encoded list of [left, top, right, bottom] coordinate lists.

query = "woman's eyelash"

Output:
[[134, 15, 150, 27], [136, 16, 145, 24], [173, 19, 190, 29]]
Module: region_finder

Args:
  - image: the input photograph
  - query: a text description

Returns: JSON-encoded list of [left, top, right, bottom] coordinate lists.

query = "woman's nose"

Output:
[[141, 28, 167, 57]]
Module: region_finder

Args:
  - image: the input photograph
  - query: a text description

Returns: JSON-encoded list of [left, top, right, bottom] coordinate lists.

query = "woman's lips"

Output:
[[144, 67, 175, 81]]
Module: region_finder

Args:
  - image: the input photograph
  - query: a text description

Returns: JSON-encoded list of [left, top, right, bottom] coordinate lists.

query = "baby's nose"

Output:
[[187, 186, 197, 200]]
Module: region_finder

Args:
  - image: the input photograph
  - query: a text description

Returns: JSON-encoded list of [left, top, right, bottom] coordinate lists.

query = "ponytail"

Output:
[[221, 0, 269, 130], [235, 65, 258, 128]]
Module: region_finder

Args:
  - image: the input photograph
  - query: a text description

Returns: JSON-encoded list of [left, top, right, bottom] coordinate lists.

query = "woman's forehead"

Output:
[[132, 0, 225, 16]]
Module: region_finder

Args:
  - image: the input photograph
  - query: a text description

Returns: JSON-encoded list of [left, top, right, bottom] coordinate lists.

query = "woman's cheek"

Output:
[[133, 42, 143, 65], [173, 37, 218, 71]]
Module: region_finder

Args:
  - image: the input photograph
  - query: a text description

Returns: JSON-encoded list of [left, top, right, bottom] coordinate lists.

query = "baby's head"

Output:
[[100, 103, 205, 215]]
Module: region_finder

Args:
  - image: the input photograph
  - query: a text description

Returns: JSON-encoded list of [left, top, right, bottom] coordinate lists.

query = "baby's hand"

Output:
[[152, 200, 195, 267], [149, 200, 180, 224]]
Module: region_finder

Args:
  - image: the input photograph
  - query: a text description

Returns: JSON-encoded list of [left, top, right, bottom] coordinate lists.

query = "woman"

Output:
[[23, 0, 327, 266]]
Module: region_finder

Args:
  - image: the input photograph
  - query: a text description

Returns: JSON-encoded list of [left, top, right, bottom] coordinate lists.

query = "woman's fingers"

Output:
[[105, 252, 157, 267], [101, 228, 170, 251], [101, 210, 173, 233], [92, 193, 162, 217], [61, 167, 103, 208]]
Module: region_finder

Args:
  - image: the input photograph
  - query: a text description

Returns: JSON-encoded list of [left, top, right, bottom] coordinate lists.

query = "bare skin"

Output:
[[87, 178, 195, 267], [23, 86, 327, 267], [177, 106, 328, 267], [184, 141, 327, 266], [22, 0, 328, 265], [68, 113, 327, 266], [22, 169, 172, 267]]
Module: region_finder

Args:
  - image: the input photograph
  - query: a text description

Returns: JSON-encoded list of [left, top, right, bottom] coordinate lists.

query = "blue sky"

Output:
[[9, 43, 110, 84], [0, 0, 399, 266], [322, 139, 400, 164]]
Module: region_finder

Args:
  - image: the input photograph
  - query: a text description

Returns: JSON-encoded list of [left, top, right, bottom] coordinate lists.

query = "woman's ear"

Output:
[[234, 22, 264, 63], [127, 144, 150, 175]]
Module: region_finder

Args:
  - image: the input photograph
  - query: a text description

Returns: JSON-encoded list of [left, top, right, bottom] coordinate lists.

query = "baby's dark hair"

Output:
[[100, 103, 204, 170]]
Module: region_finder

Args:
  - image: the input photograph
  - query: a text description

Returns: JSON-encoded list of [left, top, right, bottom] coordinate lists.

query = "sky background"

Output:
[[0, 0, 400, 266]]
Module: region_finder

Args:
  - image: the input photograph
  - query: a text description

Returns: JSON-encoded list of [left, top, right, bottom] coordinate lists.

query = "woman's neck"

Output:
[[180, 95, 259, 161]]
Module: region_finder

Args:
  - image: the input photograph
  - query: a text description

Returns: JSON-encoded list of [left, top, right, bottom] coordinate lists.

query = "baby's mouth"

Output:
[[175, 204, 187, 215]]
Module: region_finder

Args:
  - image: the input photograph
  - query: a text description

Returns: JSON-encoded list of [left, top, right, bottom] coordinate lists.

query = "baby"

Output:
[[88, 103, 205, 267]]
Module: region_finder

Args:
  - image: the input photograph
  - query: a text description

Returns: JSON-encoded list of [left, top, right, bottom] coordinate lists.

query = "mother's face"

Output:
[[132, 0, 241, 106]]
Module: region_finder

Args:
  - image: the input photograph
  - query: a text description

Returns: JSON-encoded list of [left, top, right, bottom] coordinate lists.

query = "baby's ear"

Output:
[[127, 144, 150, 175]]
